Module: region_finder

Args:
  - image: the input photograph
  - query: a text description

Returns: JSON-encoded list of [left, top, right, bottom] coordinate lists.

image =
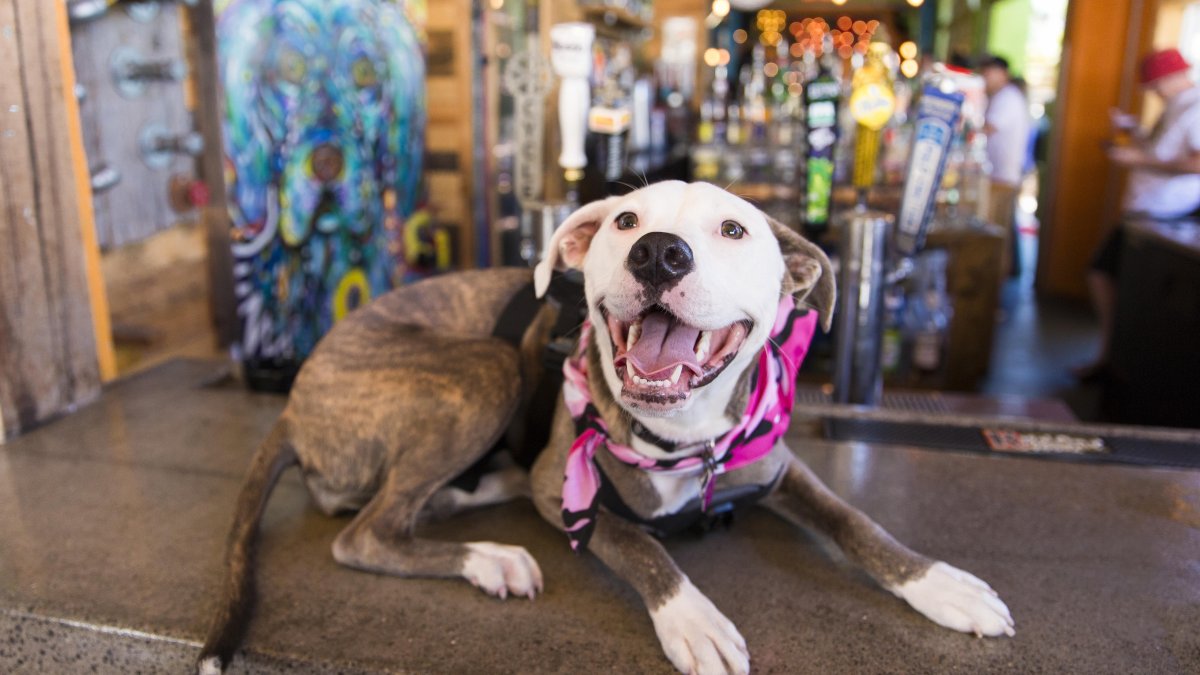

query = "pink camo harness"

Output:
[[560, 296, 818, 552]]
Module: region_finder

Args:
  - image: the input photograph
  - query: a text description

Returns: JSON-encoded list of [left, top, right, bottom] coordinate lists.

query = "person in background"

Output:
[[979, 55, 1032, 277], [1077, 48, 1200, 381]]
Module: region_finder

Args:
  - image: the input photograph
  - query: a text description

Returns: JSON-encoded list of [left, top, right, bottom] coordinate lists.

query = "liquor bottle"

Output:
[[902, 250, 952, 380], [802, 63, 840, 233], [744, 45, 769, 141], [880, 285, 905, 376], [726, 102, 743, 146]]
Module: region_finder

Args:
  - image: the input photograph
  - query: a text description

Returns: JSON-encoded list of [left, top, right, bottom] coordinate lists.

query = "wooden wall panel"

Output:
[[0, 0, 105, 439], [427, 121, 465, 153], [425, 0, 475, 268]]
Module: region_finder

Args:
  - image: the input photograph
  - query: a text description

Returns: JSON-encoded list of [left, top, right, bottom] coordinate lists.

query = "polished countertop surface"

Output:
[[1, 359, 1198, 673]]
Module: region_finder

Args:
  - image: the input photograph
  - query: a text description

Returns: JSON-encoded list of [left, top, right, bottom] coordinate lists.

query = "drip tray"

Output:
[[824, 417, 1200, 469]]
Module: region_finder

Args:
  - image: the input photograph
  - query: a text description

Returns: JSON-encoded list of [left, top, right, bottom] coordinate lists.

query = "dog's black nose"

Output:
[[626, 232, 694, 288], [311, 143, 344, 183]]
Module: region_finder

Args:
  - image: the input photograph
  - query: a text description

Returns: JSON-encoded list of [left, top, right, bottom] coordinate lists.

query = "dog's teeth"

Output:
[[630, 371, 672, 388], [627, 362, 636, 380], [695, 331, 712, 361], [627, 322, 640, 350], [670, 365, 682, 384]]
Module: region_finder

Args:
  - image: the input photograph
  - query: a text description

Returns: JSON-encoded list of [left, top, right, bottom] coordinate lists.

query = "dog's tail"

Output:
[[197, 419, 298, 674]]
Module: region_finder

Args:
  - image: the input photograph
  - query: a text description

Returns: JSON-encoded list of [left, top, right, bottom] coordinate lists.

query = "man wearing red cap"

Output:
[[1078, 48, 1199, 380], [1106, 48, 1200, 214]]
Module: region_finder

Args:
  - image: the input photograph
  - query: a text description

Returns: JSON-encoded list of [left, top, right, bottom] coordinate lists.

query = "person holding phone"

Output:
[[1078, 48, 1200, 381]]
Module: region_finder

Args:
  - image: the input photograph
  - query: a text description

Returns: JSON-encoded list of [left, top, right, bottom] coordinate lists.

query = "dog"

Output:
[[197, 181, 1013, 675]]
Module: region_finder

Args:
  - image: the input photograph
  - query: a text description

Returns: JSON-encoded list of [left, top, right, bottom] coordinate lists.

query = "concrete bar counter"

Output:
[[1, 360, 1198, 673]]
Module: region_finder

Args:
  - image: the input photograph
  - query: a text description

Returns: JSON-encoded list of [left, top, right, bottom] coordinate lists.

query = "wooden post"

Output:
[[0, 0, 110, 440], [1036, 0, 1159, 299], [184, 0, 238, 347]]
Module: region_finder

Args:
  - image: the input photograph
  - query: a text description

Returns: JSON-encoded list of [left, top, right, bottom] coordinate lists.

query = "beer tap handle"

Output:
[[549, 22, 595, 206], [894, 81, 965, 258]]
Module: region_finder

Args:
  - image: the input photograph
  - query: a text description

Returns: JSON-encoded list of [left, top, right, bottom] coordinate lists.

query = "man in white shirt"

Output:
[[1108, 50, 1200, 216], [1078, 48, 1200, 380], [980, 55, 1032, 276]]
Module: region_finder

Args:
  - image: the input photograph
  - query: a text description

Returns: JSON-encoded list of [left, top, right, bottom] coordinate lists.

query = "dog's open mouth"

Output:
[[603, 305, 752, 411]]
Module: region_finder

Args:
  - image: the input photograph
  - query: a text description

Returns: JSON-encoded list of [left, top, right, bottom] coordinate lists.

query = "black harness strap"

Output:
[[452, 273, 582, 492], [491, 280, 542, 348], [511, 271, 587, 467], [484, 271, 587, 470], [595, 462, 784, 538]]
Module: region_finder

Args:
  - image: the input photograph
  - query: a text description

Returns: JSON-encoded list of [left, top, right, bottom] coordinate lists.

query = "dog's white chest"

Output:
[[647, 471, 703, 516], [630, 437, 705, 517]]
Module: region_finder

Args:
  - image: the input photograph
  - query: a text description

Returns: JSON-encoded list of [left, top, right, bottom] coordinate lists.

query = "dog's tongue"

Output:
[[626, 311, 702, 378]]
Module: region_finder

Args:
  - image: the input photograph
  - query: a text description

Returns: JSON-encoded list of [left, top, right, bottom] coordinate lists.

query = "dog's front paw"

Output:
[[650, 579, 749, 675], [893, 561, 1014, 637], [461, 542, 543, 600]]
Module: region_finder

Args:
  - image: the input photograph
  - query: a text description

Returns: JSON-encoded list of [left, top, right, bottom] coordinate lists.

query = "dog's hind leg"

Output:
[[331, 455, 543, 599], [763, 451, 1013, 637], [422, 459, 530, 523]]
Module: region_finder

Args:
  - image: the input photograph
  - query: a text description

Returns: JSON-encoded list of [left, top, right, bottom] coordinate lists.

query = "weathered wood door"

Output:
[[1, 1, 107, 440], [68, 0, 200, 250]]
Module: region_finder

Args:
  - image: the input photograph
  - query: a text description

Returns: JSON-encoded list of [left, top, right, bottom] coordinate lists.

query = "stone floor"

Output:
[[2, 359, 1198, 673], [978, 214, 1110, 423]]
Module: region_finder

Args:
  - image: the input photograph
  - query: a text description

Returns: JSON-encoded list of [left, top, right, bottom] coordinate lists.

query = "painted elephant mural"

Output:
[[217, 0, 427, 382]]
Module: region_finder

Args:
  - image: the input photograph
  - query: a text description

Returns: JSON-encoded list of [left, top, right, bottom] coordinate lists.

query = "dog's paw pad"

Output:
[[650, 579, 749, 675], [462, 542, 543, 600], [894, 561, 1014, 637]]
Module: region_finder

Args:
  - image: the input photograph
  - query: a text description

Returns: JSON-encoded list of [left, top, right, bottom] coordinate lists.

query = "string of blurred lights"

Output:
[[701, 3, 923, 80]]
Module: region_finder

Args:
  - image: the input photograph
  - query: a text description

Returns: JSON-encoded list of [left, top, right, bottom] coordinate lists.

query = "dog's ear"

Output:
[[534, 196, 619, 298], [765, 215, 836, 332]]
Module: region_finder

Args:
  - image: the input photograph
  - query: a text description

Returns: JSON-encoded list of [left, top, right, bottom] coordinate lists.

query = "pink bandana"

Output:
[[561, 296, 818, 552]]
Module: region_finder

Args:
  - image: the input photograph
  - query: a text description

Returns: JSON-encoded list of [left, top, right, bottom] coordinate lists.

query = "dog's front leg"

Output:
[[764, 451, 1014, 637], [592, 513, 750, 675], [531, 452, 749, 675]]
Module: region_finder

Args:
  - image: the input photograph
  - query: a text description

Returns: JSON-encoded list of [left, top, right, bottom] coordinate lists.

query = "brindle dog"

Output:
[[198, 182, 1012, 675]]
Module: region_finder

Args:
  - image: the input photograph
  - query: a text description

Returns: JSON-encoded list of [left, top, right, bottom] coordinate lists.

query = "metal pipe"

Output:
[[832, 210, 891, 405]]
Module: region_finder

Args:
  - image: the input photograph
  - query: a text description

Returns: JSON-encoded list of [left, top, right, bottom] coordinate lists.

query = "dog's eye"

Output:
[[615, 212, 638, 230], [352, 58, 378, 88], [277, 49, 306, 84], [720, 220, 745, 239]]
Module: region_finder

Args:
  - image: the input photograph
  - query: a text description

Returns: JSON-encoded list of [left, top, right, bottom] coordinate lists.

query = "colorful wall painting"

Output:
[[217, 0, 427, 371]]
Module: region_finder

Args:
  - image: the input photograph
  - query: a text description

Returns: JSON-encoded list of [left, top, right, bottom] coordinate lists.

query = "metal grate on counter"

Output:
[[824, 417, 1200, 470], [794, 385, 951, 414]]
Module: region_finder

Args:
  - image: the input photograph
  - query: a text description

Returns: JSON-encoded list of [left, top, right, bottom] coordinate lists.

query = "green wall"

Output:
[[987, 0, 1031, 76]]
